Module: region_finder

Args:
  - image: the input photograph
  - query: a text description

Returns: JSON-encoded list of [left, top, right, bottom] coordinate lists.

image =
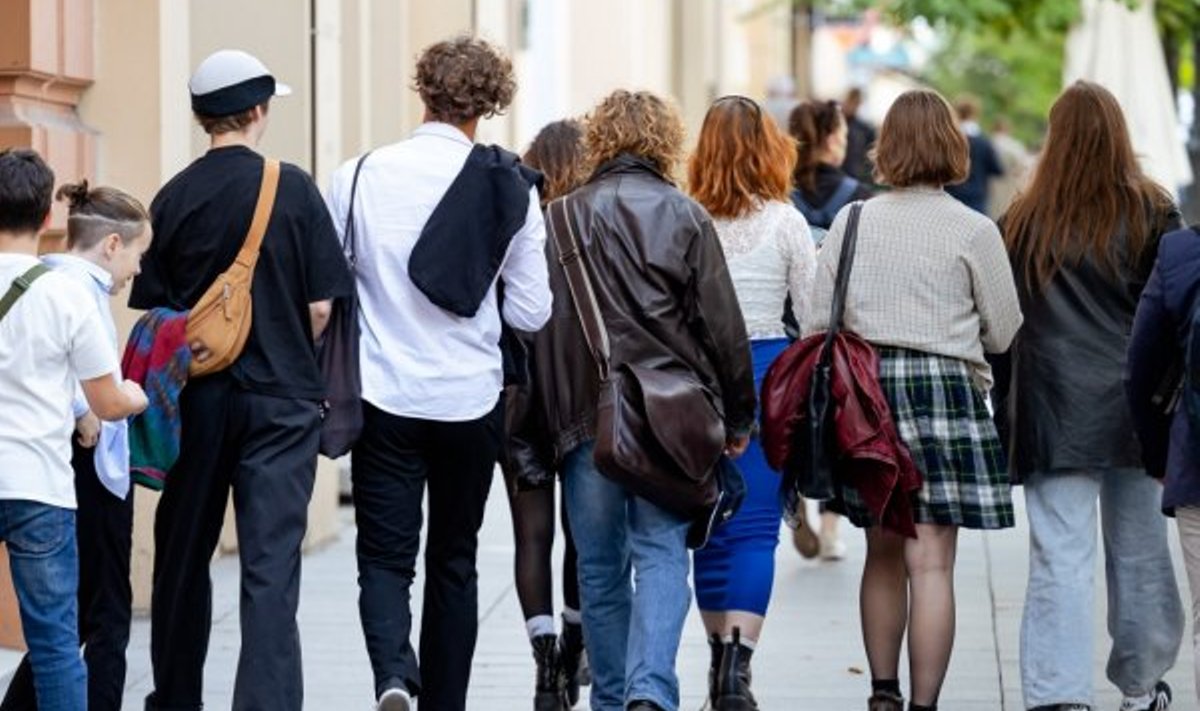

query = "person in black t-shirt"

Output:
[[129, 49, 352, 711]]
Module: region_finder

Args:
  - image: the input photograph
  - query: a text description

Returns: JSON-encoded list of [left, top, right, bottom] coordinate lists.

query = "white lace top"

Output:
[[712, 200, 816, 340]]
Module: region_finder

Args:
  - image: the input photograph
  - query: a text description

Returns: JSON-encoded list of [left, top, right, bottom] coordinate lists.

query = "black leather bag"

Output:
[[548, 199, 737, 543], [318, 153, 370, 458], [798, 202, 863, 500]]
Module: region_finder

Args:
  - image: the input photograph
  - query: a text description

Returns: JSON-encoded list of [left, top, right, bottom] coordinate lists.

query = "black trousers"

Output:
[[353, 399, 502, 711], [0, 440, 134, 711], [144, 376, 320, 711]]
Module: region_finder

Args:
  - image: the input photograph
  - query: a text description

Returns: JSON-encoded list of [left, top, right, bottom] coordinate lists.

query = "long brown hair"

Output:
[[523, 119, 587, 205], [1003, 80, 1174, 290], [688, 96, 796, 219], [788, 99, 843, 193]]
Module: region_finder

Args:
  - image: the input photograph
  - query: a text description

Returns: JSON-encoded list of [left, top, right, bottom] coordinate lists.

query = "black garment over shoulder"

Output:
[[130, 145, 353, 400]]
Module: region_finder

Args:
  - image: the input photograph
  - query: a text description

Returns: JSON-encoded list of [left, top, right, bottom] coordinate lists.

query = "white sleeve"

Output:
[[323, 162, 349, 247], [68, 302, 118, 383], [780, 207, 817, 327], [499, 187, 553, 331]]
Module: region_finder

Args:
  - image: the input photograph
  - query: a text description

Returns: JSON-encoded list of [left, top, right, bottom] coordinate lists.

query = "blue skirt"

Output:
[[693, 338, 788, 616]]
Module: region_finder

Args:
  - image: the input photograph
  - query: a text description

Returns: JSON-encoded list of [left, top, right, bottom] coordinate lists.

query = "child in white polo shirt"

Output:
[[0, 149, 147, 711], [1, 178, 152, 711]]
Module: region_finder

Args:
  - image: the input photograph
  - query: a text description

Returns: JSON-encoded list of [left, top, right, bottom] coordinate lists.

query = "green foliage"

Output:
[[922, 25, 1063, 146]]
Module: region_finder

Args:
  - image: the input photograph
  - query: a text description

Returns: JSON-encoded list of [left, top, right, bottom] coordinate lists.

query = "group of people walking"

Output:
[[0, 31, 1197, 711]]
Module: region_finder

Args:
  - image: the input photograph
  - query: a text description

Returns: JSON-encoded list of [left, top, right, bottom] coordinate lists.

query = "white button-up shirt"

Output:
[[325, 123, 552, 421], [41, 253, 130, 499]]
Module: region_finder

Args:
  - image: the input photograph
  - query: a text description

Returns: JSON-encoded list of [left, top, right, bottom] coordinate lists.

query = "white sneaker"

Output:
[[819, 533, 847, 561], [376, 687, 413, 711]]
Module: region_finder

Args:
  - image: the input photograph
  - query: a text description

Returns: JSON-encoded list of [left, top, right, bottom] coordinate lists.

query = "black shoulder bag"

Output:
[[318, 153, 370, 458], [800, 201, 864, 500]]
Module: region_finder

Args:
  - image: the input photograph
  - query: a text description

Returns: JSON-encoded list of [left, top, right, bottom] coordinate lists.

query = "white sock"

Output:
[[562, 607, 582, 625], [525, 614, 556, 639], [1120, 691, 1153, 710], [721, 634, 757, 650]]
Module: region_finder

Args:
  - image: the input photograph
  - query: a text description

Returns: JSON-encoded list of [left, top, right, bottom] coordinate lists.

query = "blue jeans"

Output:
[[563, 441, 692, 711], [0, 501, 85, 710], [1021, 469, 1184, 709]]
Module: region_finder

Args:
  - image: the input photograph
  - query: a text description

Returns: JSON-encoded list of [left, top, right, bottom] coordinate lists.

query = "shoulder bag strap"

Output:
[[549, 198, 611, 380], [819, 201, 864, 360], [344, 152, 371, 267], [233, 158, 282, 270], [0, 264, 51, 323]]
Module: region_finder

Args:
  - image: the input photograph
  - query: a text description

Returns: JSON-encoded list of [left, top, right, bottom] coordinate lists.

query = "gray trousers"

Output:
[[1175, 506, 1200, 705], [1020, 469, 1184, 709]]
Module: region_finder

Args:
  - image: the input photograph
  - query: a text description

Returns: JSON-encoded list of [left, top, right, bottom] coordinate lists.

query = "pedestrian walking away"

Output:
[[803, 89, 1023, 711], [1001, 80, 1185, 711], [542, 89, 756, 711], [501, 118, 592, 710], [1, 181, 152, 711], [0, 149, 148, 711], [325, 36, 552, 711], [129, 49, 353, 711], [686, 93, 816, 710]]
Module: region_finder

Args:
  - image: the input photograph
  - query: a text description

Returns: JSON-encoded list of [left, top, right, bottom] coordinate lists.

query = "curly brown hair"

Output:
[[688, 97, 796, 219], [584, 90, 686, 180], [523, 119, 587, 205], [413, 36, 516, 125], [194, 102, 268, 135]]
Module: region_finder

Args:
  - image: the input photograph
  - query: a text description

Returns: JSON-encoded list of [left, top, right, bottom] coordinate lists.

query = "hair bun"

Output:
[[54, 180, 91, 211]]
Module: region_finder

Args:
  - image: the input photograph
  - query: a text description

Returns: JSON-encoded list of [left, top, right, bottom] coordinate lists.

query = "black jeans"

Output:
[[1, 440, 134, 711], [144, 376, 320, 711], [353, 399, 503, 711]]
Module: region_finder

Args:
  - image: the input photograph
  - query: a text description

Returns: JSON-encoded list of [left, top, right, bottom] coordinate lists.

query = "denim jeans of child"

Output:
[[1021, 469, 1183, 709], [563, 441, 692, 711], [0, 500, 85, 710]]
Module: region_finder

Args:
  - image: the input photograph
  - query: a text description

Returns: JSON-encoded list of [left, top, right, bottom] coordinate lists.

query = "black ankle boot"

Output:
[[558, 622, 587, 708], [715, 627, 757, 710], [707, 633, 724, 709], [531, 634, 564, 711]]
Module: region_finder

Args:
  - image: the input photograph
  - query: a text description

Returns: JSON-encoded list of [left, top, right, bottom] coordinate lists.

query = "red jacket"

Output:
[[761, 332, 922, 538]]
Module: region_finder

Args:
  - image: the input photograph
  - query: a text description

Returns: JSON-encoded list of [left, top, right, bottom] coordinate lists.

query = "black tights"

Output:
[[508, 485, 580, 620]]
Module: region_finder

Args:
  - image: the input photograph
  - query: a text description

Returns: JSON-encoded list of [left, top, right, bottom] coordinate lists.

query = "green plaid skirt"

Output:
[[830, 345, 1014, 530]]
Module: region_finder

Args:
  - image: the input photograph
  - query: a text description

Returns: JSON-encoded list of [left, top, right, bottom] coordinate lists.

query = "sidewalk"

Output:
[[22, 481, 1199, 709]]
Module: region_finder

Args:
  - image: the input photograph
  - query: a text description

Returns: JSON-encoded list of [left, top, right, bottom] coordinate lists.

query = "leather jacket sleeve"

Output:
[[685, 213, 756, 436]]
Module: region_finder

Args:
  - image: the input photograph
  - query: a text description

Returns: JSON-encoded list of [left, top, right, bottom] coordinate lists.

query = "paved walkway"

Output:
[[1, 481, 1194, 710]]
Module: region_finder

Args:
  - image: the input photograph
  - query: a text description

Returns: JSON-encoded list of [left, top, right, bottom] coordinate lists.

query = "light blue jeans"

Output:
[[562, 441, 692, 711], [1021, 469, 1184, 709], [0, 500, 86, 710]]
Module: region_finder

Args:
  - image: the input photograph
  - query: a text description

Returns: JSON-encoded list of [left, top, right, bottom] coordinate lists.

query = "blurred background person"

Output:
[[946, 96, 1004, 215]]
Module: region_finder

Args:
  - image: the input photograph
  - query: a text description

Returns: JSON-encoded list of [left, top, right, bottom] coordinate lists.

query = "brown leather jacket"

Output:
[[530, 153, 756, 465]]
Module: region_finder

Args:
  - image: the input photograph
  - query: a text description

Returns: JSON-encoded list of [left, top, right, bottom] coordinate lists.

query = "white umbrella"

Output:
[[1064, 0, 1194, 193]]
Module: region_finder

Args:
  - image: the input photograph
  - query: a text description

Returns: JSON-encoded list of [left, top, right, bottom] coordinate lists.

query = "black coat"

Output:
[[999, 204, 1182, 480]]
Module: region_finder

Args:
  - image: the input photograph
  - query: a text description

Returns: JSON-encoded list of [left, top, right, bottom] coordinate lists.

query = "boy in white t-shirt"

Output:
[[0, 148, 147, 711]]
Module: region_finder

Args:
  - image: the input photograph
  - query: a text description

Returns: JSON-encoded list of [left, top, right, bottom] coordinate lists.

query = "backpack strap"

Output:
[[824, 176, 861, 218], [0, 264, 50, 324]]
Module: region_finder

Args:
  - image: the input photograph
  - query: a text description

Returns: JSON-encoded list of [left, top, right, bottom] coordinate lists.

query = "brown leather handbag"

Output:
[[548, 198, 726, 520], [186, 158, 280, 377]]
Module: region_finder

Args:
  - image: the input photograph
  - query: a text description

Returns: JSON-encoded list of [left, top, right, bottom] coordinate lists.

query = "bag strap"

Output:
[[233, 158, 281, 270], [343, 152, 371, 266], [0, 264, 50, 324], [549, 198, 611, 380], [819, 201, 864, 360]]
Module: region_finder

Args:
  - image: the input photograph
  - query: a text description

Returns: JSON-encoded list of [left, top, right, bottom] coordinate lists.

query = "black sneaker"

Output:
[[1120, 681, 1172, 711]]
